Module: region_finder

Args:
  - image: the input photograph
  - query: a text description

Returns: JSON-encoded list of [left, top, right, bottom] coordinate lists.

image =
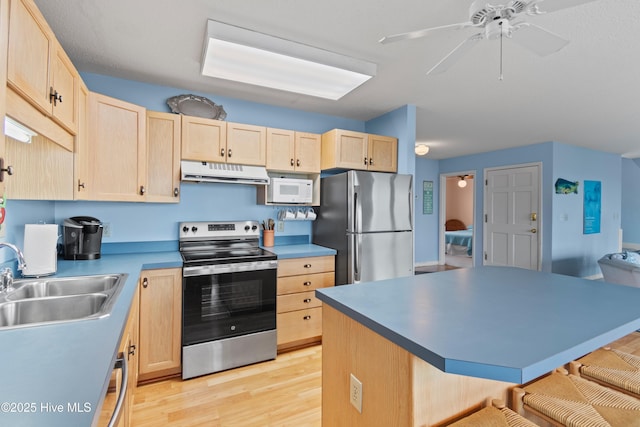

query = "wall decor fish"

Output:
[[555, 178, 579, 194]]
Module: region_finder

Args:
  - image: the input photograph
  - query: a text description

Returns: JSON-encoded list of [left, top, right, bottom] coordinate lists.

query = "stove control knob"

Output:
[[191, 226, 198, 233], [182, 226, 189, 233], [244, 225, 250, 231], [251, 225, 258, 231]]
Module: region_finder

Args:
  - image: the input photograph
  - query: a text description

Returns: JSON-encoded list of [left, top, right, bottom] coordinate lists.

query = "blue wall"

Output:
[[414, 157, 440, 264], [622, 158, 640, 246]]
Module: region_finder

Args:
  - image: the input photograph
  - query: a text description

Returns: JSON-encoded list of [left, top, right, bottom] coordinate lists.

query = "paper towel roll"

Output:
[[22, 224, 58, 277]]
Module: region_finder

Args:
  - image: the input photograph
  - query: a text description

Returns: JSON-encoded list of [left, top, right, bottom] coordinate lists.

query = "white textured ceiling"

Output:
[[34, 0, 640, 159]]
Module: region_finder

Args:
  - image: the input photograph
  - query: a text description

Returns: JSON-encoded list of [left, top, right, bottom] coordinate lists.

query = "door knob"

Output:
[[530, 228, 537, 234], [530, 213, 537, 221]]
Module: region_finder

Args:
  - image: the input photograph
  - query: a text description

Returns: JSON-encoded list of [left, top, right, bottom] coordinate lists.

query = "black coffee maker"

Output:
[[62, 216, 103, 260]]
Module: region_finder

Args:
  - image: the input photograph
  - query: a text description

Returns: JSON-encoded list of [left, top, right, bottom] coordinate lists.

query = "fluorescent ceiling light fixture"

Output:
[[201, 20, 376, 100], [4, 116, 37, 143]]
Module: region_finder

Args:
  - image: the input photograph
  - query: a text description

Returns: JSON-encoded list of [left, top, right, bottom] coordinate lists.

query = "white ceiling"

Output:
[[34, 0, 640, 159]]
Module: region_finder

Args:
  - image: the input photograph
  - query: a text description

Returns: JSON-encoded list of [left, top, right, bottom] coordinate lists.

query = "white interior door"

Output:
[[484, 164, 540, 270]]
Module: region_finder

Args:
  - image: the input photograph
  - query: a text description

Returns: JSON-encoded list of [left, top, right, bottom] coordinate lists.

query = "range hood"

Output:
[[181, 160, 270, 185]]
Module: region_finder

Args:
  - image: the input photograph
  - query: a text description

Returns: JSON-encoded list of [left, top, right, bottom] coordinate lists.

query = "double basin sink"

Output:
[[0, 274, 128, 329]]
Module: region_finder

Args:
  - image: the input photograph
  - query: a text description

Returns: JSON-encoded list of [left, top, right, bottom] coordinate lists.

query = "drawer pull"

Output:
[[303, 281, 312, 286], [304, 264, 312, 268], [303, 315, 311, 320], [303, 298, 312, 303]]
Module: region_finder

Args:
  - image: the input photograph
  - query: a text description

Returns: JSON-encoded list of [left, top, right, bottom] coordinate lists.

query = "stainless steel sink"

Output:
[[0, 273, 128, 329], [6, 274, 122, 300]]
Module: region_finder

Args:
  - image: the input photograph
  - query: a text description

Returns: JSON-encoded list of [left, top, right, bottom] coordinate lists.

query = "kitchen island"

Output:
[[316, 266, 640, 426]]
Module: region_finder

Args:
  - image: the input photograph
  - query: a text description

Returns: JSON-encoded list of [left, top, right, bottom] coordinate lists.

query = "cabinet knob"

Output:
[[49, 87, 62, 106], [0, 159, 14, 182], [296, 159, 301, 167], [303, 281, 312, 286], [173, 187, 179, 197], [303, 298, 312, 303], [142, 278, 148, 288], [369, 158, 374, 165], [304, 264, 312, 268], [228, 149, 232, 158], [128, 344, 136, 358], [290, 158, 294, 166], [364, 157, 368, 166], [220, 148, 225, 157], [303, 315, 311, 320], [139, 185, 146, 195], [77, 180, 85, 191]]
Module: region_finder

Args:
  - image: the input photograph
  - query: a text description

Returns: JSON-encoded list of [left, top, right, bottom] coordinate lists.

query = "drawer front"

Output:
[[277, 272, 334, 295], [277, 307, 322, 345], [277, 291, 322, 313], [278, 255, 334, 277]]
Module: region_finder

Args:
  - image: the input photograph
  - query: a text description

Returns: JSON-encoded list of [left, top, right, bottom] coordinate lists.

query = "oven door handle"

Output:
[[183, 260, 278, 277]]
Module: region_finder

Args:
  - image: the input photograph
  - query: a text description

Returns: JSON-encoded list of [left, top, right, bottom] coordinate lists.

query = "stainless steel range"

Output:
[[179, 220, 277, 379]]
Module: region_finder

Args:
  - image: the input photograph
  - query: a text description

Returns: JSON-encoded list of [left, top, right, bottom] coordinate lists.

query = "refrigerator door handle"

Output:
[[354, 233, 362, 283], [353, 185, 360, 233]]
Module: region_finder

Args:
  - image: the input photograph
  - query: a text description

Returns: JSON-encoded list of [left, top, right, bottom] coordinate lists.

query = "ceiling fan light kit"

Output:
[[380, 0, 597, 76]]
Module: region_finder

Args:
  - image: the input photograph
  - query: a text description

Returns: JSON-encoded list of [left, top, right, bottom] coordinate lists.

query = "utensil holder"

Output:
[[263, 230, 274, 247]]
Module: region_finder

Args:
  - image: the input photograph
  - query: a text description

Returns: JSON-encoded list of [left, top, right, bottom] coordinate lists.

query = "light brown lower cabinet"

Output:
[[137, 268, 182, 383], [277, 255, 335, 352]]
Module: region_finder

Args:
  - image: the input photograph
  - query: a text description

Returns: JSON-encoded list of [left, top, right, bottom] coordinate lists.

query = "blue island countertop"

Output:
[[316, 266, 640, 384], [263, 243, 336, 259]]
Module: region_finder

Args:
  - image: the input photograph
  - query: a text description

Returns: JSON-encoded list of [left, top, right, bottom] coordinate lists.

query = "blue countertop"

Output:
[[0, 241, 333, 426], [316, 266, 640, 384]]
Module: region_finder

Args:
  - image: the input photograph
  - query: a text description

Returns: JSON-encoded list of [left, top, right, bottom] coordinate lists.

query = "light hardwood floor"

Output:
[[131, 345, 322, 426], [130, 333, 640, 426]]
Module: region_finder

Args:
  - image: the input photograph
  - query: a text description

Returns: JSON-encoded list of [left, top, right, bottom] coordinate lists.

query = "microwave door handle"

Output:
[[108, 352, 128, 427]]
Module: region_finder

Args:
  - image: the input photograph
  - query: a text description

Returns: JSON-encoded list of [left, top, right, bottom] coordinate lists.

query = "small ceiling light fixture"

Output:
[[4, 116, 37, 143], [414, 143, 430, 156], [457, 175, 469, 188], [201, 20, 377, 100]]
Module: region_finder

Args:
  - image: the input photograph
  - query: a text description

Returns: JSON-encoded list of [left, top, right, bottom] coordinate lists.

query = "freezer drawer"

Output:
[[348, 231, 413, 284]]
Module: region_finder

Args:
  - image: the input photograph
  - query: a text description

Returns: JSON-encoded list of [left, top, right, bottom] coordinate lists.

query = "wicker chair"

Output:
[[512, 368, 640, 427], [447, 398, 540, 427], [569, 347, 640, 399]]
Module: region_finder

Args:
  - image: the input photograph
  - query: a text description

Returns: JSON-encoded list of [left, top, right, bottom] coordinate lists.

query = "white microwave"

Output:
[[267, 178, 313, 204]]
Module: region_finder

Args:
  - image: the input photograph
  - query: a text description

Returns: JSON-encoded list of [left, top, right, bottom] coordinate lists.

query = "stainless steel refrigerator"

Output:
[[312, 170, 413, 285]]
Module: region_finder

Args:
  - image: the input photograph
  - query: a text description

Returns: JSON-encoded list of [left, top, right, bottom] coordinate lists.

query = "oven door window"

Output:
[[183, 269, 276, 346]]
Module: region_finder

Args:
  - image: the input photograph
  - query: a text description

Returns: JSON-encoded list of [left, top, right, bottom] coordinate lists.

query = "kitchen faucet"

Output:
[[0, 242, 27, 293]]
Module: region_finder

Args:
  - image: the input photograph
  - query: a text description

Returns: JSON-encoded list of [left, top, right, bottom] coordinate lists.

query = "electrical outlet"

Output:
[[350, 373, 363, 413], [102, 222, 112, 237], [277, 221, 284, 232]]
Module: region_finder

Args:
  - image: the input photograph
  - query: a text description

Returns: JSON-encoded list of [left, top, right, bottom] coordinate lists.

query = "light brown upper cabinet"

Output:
[[181, 116, 266, 166], [266, 128, 321, 174], [321, 129, 397, 172], [79, 91, 147, 202], [146, 111, 181, 202], [7, 0, 79, 134]]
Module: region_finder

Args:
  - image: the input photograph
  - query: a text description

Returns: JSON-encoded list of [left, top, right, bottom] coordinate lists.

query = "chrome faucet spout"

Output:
[[0, 242, 27, 272]]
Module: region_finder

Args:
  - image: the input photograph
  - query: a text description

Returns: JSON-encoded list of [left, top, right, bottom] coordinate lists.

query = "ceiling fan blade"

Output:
[[379, 22, 473, 44], [532, 0, 598, 13], [511, 23, 570, 56], [426, 33, 483, 75]]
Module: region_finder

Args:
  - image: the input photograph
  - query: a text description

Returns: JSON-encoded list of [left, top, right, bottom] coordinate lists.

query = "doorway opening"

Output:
[[439, 172, 476, 268]]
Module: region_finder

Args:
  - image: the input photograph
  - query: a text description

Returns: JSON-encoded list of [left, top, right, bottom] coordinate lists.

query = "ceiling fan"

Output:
[[379, 0, 598, 76]]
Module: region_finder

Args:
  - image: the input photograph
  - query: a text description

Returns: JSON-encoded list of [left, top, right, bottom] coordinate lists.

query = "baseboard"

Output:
[[623, 242, 640, 251], [415, 260, 441, 267]]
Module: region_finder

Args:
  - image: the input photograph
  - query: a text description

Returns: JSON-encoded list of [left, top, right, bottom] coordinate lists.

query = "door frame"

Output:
[[482, 162, 543, 271], [438, 170, 477, 266]]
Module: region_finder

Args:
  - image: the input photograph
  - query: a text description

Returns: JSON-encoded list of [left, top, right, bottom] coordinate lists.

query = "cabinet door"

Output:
[[138, 268, 182, 383], [50, 44, 78, 134], [74, 82, 89, 199], [367, 134, 397, 172], [226, 122, 266, 166], [6, 0, 51, 114], [294, 132, 321, 173], [321, 129, 368, 170], [181, 115, 226, 162], [87, 92, 146, 201], [0, 0, 9, 207], [146, 111, 180, 202], [266, 127, 295, 172]]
